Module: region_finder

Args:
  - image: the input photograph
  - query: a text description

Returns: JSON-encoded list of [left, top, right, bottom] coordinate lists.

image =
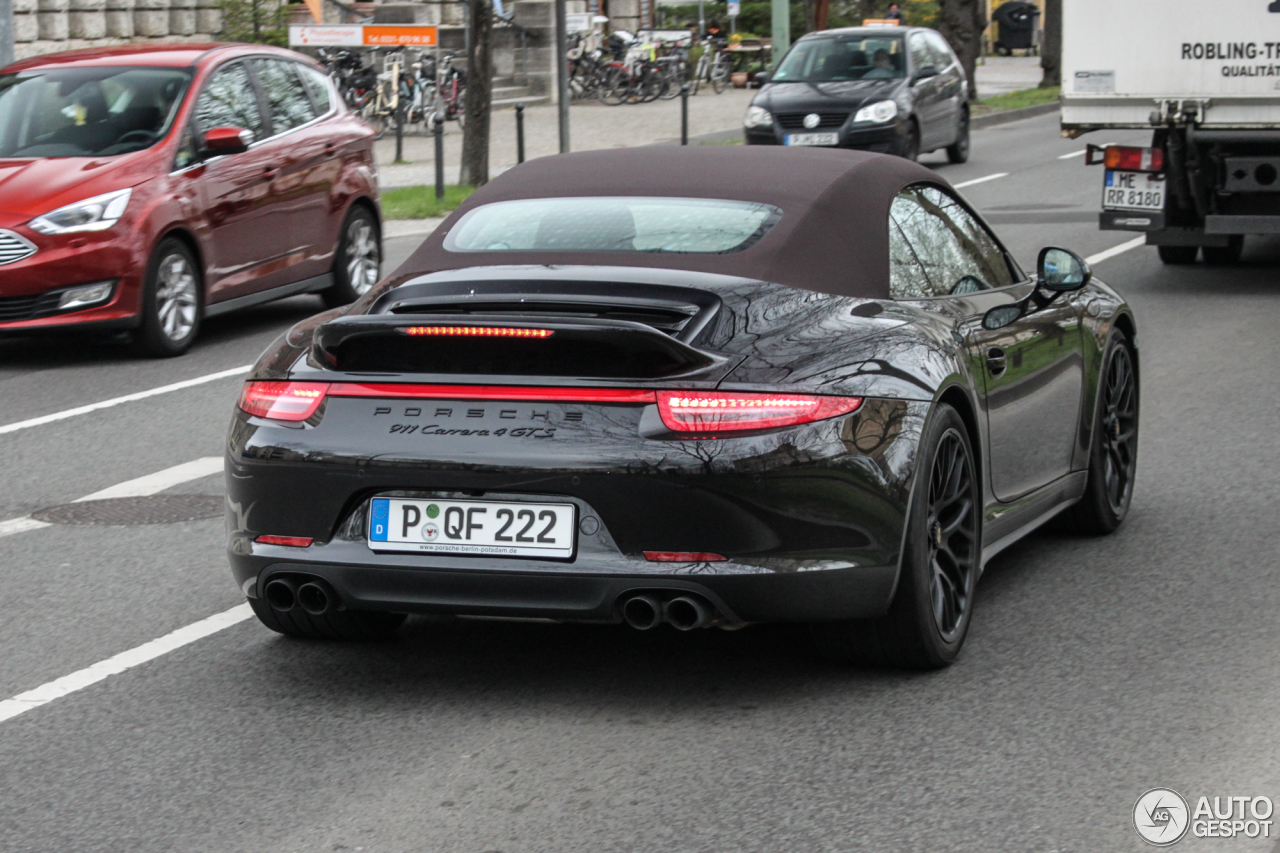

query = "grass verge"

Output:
[[973, 85, 1060, 116], [381, 184, 476, 219]]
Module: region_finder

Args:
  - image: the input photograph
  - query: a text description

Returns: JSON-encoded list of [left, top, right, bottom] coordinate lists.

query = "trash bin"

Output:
[[993, 1, 1041, 56]]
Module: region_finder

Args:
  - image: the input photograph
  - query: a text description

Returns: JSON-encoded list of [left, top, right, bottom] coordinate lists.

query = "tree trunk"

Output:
[[814, 0, 830, 32], [1039, 0, 1061, 88], [459, 0, 492, 187], [937, 0, 985, 99]]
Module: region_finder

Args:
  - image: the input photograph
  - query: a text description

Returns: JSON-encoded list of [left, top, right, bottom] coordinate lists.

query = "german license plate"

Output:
[[785, 132, 839, 146], [1103, 170, 1165, 210], [368, 497, 576, 558]]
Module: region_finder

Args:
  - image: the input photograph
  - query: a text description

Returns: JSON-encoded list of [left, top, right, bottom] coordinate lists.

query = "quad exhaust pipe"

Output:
[[263, 577, 335, 616], [619, 593, 718, 630]]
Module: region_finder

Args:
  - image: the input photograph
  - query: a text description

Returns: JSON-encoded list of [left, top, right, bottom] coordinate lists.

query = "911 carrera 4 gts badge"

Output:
[[387, 423, 557, 438]]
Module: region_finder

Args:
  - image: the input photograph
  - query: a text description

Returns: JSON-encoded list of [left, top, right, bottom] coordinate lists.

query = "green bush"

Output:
[[218, 0, 287, 46]]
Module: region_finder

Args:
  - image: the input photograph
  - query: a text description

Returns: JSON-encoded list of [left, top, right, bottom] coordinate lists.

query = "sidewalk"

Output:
[[374, 87, 756, 188], [973, 55, 1043, 100], [374, 56, 1045, 192]]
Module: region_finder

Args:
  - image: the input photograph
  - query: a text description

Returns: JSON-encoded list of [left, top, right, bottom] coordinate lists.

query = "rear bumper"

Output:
[[236, 560, 899, 624], [226, 396, 928, 623]]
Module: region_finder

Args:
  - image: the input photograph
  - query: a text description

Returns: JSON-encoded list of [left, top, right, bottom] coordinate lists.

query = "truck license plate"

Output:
[[368, 497, 576, 558], [1103, 170, 1165, 211]]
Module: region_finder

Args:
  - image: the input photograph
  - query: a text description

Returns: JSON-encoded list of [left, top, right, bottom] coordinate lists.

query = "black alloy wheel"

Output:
[[811, 404, 980, 668], [1058, 329, 1139, 535], [946, 107, 970, 164], [925, 428, 979, 641]]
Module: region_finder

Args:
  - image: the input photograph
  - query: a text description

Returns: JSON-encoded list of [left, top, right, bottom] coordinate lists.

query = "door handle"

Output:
[[986, 347, 1007, 377]]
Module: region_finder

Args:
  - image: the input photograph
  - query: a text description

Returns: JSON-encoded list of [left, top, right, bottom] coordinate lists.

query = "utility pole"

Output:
[[555, 0, 569, 152], [1, 0, 15, 67], [771, 0, 789, 65], [698, 0, 705, 37]]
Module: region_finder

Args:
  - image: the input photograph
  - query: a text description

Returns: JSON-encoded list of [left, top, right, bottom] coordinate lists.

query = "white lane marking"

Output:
[[1059, 149, 1086, 159], [0, 457, 225, 540], [75, 457, 223, 502], [953, 172, 1009, 189], [0, 364, 251, 437], [0, 604, 252, 724], [1085, 236, 1146, 266], [0, 516, 51, 537]]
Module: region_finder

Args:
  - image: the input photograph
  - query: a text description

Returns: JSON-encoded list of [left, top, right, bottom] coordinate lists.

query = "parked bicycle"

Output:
[[691, 38, 731, 95]]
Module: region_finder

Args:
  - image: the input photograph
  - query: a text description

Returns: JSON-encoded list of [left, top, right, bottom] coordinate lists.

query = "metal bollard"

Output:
[[515, 102, 526, 164], [394, 106, 405, 163], [432, 113, 445, 200], [680, 83, 690, 146]]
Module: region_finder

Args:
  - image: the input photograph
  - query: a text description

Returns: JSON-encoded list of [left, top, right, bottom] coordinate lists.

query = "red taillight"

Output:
[[656, 390, 862, 434], [1103, 145, 1164, 172], [400, 326, 555, 338], [238, 381, 330, 422], [255, 534, 313, 547], [644, 551, 728, 562]]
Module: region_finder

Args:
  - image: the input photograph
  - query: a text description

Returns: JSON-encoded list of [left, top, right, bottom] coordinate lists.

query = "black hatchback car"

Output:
[[745, 26, 969, 163]]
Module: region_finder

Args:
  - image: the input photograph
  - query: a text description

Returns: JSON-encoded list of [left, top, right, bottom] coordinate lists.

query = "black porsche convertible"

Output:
[[226, 147, 1138, 668]]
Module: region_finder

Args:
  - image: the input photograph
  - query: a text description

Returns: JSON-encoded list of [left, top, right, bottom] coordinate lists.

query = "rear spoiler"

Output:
[[311, 315, 730, 380]]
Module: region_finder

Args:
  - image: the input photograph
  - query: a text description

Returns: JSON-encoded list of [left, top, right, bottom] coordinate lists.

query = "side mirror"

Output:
[[1037, 246, 1092, 292], [755, 71, 771, 85], [982, 303, 1024, 330], [202, 126, 252, 156], [913, 65, 939, 82]]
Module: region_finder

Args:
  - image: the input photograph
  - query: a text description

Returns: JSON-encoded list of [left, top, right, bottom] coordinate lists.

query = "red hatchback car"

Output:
[[0, 43, 380, 356]]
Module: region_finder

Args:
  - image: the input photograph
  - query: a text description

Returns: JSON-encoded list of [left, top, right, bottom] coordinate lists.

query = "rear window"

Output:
[[443, 196, 782, 254]]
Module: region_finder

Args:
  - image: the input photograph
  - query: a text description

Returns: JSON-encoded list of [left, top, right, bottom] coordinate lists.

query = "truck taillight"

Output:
[[1103, 145, 1164, 172]]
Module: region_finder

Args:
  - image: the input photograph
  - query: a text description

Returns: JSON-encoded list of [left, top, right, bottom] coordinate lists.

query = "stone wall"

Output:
[[12, 0, 221, 61]]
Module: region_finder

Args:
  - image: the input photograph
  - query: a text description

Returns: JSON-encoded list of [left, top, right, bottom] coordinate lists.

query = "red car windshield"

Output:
[[0, 66, 191, 158]]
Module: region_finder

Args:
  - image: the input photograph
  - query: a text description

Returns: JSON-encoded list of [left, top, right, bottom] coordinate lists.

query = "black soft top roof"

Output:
[[398, 146, 947, 300]]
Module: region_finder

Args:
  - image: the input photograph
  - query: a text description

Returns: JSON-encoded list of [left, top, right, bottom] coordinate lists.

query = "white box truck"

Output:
[[1062, 0, 1280, 263]]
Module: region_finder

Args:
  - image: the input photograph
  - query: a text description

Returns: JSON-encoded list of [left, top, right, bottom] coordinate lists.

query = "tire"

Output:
[[322, 206, 382, 309], [249, 594, 406, 641], [711, 61, 728, 94], [1202, 235, 1244, 265], [810, 403, 981, 669], [946, 107, 970, 163], [133, 237, 201, 357], [899, 120, 920, 162], [1157, 245, 1198, 264], [1056, 329, 1139, 536], [599, 67, 628, 105]]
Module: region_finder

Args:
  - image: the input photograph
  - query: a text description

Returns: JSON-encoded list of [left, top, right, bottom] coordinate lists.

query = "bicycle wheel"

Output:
[[711, 58, 729, 94], [599, 66, 629, 105]]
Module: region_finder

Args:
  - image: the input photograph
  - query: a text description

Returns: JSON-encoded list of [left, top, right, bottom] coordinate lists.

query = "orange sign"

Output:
[[361, 26, 439, 46]]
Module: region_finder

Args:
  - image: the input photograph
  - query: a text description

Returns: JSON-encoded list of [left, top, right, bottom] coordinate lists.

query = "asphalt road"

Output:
[[2, 114, 1279, 852]]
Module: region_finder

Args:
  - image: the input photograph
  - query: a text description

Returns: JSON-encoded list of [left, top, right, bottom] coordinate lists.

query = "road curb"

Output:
[[384, 218, 444, 239], [971, 101, 1059, 130]]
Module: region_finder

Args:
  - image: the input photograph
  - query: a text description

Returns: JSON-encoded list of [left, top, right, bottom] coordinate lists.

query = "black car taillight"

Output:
[[238, 381, 329, 422]]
